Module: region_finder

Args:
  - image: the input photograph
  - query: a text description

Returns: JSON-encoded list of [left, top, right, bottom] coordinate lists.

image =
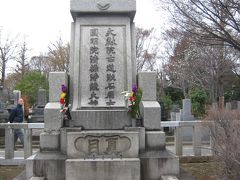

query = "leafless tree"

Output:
[[29, 54, 50, 74], [0, 35, 18, 87], [136, 27, 160, 72], [205, 109, 240, 179], [15, 38, 30, 78], [159, 0, 240, 51], [163, 28, 234, 101], [47, 37, 70, 72]]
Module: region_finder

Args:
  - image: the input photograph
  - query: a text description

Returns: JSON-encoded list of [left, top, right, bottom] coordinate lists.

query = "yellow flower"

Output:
[[60, 93, 66, 99]]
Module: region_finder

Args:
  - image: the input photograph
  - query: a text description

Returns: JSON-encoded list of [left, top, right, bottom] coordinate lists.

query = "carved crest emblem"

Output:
[[97, 0, 111, 10]]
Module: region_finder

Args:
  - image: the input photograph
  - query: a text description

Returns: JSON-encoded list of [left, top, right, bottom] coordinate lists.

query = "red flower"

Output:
[[129, 96, 135, 102], [60, 98, 65, 105]]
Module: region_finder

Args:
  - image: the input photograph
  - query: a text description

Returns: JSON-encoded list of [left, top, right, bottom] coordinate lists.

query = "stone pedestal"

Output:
[[66, 158, 140, 180], [140, 101, 161, 130]]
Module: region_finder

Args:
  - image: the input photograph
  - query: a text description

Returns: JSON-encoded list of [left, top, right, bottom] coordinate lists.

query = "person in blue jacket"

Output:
[[9, 98, 24, 147]]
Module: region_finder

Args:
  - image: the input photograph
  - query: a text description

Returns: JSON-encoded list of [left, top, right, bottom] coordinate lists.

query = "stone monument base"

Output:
[[66, 158, 140, 180]]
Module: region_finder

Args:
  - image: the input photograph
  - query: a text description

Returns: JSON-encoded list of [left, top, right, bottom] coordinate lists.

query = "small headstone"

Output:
[[182, 99, 194, 121], [212, 103, 218, 110], [13, 90, 21, 105], [237, 101, 240, 110], [170, 112, 176, 121], [226, 102, 231, 110], [37, 89, 47, 108], [182, 99, 191, 117], [176, 112, 182, 121]]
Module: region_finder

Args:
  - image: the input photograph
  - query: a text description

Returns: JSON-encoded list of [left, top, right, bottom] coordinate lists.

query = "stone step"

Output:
[[161, 176, 179, 180]]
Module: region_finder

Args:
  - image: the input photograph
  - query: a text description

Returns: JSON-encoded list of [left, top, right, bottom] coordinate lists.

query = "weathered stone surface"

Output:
[[49, 72, 68, 102], [182, 99, 194, 121], [60, 128, 82, 154], [26, 152, 66, 180], [67, 130, 139, 158], [37, 89, 47, 108], [5, 128, 14, 159], [145, 131, 165, 150], [40, 131, 60, 151], [70, 0, 136, 20], [66, 158, 140, 180], [124, 127, 145, 152], [140, 150, 179, 179], [70, 17, 133, 110], [138, 72, 157, 101], [71, 109, 131, 129], [226, 102, 232, 110], [44, 103, 62, 131], [140, 101, 161, 130], [13, 90, 21, 105]]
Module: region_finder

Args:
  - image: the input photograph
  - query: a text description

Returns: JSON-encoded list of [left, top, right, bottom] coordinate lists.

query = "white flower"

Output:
[[120, 91, 131, 100]]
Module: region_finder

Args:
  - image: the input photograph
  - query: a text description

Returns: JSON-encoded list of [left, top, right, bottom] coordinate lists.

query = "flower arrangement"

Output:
[[121, 84, 142, 119], [60, 84, 68, 109], [60, 84, 71, 121]]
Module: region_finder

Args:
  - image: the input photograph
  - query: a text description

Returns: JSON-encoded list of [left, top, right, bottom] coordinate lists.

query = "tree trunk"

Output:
[[1, 62, 5, 87]]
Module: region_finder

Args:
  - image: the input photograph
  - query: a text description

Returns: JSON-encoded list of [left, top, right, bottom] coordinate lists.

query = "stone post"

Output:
[[5, 128, 14, 159], [174, 127, 182, 156], [138, 72, 156, 101], [138, 72, 161, 130], [49, 72, 68, 102], [193, 125, 201, 156], [40, 72, 68, 152], [24, 129, 32, 159]]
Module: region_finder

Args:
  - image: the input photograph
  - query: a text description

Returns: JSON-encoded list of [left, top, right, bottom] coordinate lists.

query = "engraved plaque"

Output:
[[80, 26, 126, 107]]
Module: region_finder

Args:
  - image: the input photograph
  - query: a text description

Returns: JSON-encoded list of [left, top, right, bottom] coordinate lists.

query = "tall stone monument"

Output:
[[26, 1, 179, 179]]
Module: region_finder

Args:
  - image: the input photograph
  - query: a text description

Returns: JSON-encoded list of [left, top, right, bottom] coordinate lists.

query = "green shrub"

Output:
[[15, 71, 49, 105], [190, 88, 207, 117]]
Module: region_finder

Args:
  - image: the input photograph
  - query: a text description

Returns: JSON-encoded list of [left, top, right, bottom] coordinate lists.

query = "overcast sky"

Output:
[[0, 0, 168, 72]]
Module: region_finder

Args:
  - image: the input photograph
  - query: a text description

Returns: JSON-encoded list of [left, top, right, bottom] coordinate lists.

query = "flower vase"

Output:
[[136, 118, 142, 127], [131, 118, 137, 127]]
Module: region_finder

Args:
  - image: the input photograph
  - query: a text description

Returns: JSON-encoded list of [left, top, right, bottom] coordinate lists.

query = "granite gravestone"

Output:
[[69, 1, 136, 129], [26, 1, 179, 179], [30, 89, 47, 123]]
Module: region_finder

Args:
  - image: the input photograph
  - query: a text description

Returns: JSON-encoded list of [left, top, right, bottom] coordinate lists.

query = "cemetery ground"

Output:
[[0, 158, 218, 180]]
